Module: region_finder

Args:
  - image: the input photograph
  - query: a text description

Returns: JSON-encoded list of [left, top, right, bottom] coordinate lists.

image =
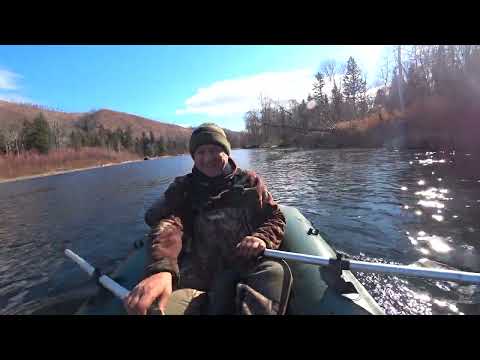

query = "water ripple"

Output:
[[1, 149, 479, 314]]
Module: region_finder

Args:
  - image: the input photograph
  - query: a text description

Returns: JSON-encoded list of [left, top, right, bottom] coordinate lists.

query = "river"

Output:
[[1, 148, 479, 315]]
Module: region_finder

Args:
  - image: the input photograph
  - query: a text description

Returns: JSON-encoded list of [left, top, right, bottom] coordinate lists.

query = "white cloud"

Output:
[[0, 68, 33, 104], [177, 69, 384, 118], [0, 93, 32, 104], [353, 45, 387, 71], [0, 69, 21, 90], [176, 69, 317, 117], [341, 45, 389, 85]]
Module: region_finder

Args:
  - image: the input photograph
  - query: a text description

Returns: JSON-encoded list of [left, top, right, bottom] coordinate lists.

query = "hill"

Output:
[[0, 100, 193, 140]]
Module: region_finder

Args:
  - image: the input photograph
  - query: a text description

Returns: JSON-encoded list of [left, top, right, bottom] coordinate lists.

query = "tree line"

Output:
[[0, 112, 191, 157], [244, 45, 480, 147], [244, 56, 372, 146], [0, 110, 247, 157]]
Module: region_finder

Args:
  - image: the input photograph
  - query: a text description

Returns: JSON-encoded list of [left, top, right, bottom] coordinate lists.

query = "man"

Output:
[[124, 123, 292, 315]]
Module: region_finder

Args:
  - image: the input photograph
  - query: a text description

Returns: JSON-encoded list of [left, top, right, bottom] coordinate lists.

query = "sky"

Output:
[[0, 45, 393, 131]]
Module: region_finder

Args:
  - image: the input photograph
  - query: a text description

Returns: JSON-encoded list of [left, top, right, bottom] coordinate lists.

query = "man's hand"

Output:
[[236, 236, 267, 258], [123, 272, 172, 315]]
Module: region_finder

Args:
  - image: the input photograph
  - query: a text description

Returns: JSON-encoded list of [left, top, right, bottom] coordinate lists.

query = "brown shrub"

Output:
[[0, 147, 140, 180]]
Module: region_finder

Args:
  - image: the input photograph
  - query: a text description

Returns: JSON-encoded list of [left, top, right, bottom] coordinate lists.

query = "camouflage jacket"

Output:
[[144, 158, 285, 288]]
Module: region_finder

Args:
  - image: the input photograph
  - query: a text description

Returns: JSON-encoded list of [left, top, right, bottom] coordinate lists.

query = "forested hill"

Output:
[[0, 100, 245, 156]]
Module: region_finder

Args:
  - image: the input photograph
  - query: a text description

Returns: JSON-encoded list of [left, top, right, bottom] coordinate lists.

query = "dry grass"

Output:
[[0, 147, 140, 180], [335, 108, 402, 133]]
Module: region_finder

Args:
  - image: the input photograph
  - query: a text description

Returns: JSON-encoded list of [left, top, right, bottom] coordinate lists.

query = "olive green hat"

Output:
[[189, 123, 231, 157]]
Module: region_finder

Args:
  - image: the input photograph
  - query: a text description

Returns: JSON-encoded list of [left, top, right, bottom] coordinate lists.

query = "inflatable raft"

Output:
[[76, 205, 385, 315]]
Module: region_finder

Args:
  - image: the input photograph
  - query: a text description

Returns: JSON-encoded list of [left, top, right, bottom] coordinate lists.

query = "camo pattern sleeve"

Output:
[[144, 176, 191, 285], [243, 170, 286, 250]]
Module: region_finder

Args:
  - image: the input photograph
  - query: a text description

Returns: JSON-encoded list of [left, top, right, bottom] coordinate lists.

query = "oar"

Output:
[[264, 249, 480, 284], [65, 249, 164, 315], [64, 249, 130, 299]]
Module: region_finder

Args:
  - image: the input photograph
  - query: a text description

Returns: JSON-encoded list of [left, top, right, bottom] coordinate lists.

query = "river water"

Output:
[[1, 148, 479, 315]]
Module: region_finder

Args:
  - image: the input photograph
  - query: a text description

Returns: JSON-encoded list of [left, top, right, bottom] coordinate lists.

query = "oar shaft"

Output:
[[348, 260, 480, 284], [64, 249, 130, 300], [264, 249, 330, 266], [97, 275, 130, 300], [264, 249, 480, 284], [65, 249, 95, 276]]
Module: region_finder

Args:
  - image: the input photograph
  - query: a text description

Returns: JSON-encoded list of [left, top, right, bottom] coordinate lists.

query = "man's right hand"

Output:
[[123, 272, 172, 315]]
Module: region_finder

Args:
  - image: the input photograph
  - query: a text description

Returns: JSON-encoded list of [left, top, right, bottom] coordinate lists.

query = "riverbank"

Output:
[[252, 96, 480, 152], [338, 97, 479, 151], [0, 159, 145, 184], [0, 147, 164, 184], [1, 147, 250, 184]]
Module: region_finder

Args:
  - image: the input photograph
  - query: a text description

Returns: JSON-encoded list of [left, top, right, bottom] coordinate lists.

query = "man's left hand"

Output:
[[236, 236, 267, 258]]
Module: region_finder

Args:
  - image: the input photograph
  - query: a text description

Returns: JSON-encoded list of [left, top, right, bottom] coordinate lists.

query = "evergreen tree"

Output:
[[342, 57, 366, 118], [24, 113, 51, 154], [69, 130, 82, 150], [331, 82, 343, 122], [156, 135, 166, 155], [313, 72, 325, 102], [141, 131, 152, 157], [122, 125, 133, 151]]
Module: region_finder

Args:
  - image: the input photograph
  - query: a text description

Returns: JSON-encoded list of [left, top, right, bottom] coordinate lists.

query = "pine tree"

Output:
[[141, 131, 152, 157], [24, 113, 51, 154], [357, 76, 369, 117], [331, 82, 343, 122], [342, 57, 366, 118], [156, 135, 166, 155], [313, 72, 325, 102], [124, 126, 133, 151], [69, 131, 82, 150]]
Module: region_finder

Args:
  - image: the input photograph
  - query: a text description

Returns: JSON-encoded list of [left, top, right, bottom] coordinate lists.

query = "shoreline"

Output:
[[0, 155, 174, 185], [0, 147, 252, 185], [4, 144, 465, 186]]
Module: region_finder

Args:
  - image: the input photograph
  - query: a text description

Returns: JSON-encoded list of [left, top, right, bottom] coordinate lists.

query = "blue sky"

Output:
[[0, 45, 392, 131]]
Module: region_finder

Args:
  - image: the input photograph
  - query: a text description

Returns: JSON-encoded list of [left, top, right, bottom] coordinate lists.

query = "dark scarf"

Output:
[[191, 157, 238, 201]]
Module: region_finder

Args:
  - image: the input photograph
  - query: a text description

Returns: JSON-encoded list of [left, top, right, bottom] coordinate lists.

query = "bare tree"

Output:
[[48, 118, 65, 149], [244, 110, 262, 146], [3, 123, 22, 155], [378, 54, 392, 89], [321, 59, 337, 84], [0, 127, 7, 154]]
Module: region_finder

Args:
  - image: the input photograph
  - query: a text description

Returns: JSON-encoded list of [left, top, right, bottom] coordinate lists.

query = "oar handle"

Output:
[[264, 249, 480, 284], [65, 249, 165, 314]]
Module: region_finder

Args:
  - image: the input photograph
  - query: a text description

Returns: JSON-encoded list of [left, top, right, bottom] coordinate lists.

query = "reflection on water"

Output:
[[237, 148, 480, 315], [0, 148, 479, 315], [416, 234, 452, 253]]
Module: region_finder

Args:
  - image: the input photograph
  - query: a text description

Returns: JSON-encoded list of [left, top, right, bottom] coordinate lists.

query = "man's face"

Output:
[[193, 144, 229, 177]]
